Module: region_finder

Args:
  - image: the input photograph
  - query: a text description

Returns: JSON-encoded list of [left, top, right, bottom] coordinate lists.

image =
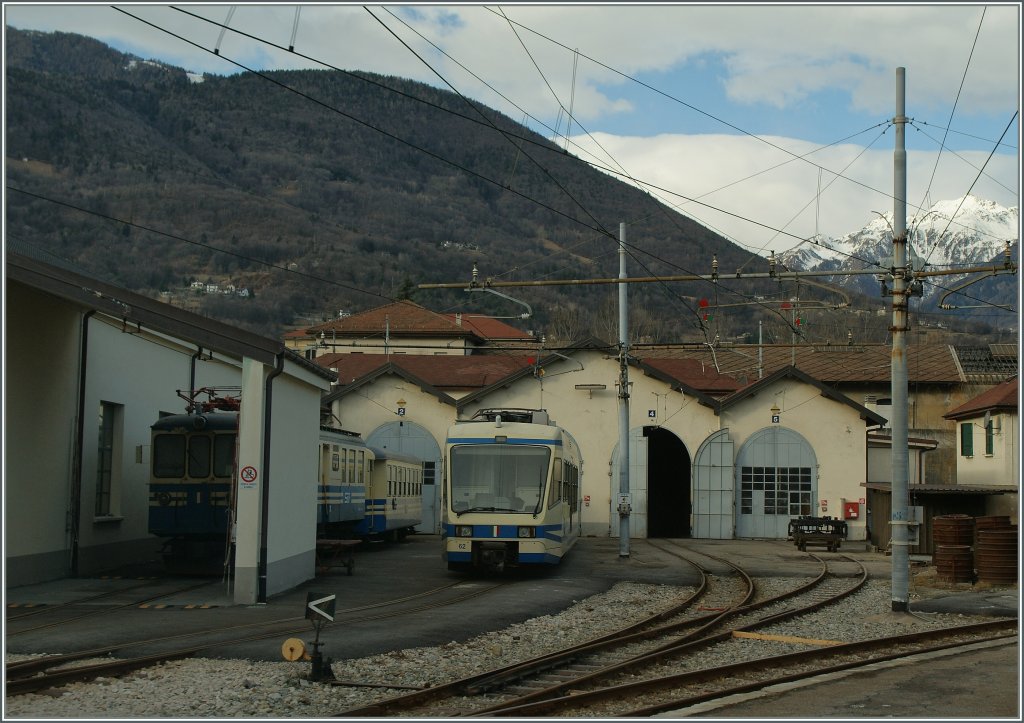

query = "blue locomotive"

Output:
[[148, 391, 422, 568], [442, 408, 582, 572]]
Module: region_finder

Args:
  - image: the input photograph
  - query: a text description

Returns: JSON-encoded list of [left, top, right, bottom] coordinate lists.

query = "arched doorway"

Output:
[[692, 429, 735, 539], [734, 427, 817, 539], [646, 427, 691, 538], [610, 426, 691, 539], [367, 421, 442, 534]]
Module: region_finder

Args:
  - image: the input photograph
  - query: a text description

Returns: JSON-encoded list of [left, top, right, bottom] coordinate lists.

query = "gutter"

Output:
[[257, 352, 285, 603], [69, 310, 96, 576]]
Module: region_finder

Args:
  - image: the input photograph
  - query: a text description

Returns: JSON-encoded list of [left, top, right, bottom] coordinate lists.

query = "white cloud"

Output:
[[6, 2, 1019, 252], [569, 131, 1020, 252]]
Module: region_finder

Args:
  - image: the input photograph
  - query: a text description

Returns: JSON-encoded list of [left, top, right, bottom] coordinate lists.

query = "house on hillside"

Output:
[[284, 301, 538, 359], [6, 252, 334, 604]]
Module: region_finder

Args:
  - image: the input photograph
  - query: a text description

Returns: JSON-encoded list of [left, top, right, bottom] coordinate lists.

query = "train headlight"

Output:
[[456, 525, 473, 537], [517, 526, 535, 538]]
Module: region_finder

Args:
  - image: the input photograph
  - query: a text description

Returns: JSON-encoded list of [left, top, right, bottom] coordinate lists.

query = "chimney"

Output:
[[455, 313, 462, 327]]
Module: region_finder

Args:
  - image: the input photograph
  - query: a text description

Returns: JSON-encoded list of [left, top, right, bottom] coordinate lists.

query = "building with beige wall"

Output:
[[325, 344, 885, 543], [943, 377, 1019, 521]]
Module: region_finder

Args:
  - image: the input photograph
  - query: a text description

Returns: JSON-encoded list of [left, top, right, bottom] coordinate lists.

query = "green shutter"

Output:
[[960, 423, 974, 457]]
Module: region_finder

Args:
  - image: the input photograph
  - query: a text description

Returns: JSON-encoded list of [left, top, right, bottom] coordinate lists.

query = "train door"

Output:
[[367, 421, 442, 534], [734, 427, 818, 539]]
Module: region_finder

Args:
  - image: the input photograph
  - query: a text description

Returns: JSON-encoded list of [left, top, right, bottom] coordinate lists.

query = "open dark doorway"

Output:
[[645, 426, 691, 538]]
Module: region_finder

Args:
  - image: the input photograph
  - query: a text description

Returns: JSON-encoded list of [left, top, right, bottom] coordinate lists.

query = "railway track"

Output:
[[5, 579, 510, 696], [337, 544, 856, 712], [336, 544, 871, 717], [5, 579, 224, 636], [488, 621, 1019, 717]]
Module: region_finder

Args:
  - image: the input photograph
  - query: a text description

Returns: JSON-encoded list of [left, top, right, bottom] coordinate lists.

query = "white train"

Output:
[[442, 409, 581, 572]]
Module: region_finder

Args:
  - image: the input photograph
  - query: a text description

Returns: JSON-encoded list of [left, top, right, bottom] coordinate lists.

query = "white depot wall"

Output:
[[5, 285, 83, 584], [265, 369, 324, 596], [720, 378, 870, 524]]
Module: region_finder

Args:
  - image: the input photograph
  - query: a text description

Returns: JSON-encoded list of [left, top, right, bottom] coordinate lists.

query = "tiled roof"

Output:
[[306, 301, 482, 340], [943, 377, 1019, 420], [317, 352, 534, 391], [636, 357, 741, 394], [952, 345, 1019, 383], [7, 251, 332, 381], [442, 314, 536, 341], [633, 343, 962, 384]]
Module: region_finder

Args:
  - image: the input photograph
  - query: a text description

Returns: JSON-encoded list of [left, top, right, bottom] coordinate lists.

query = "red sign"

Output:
[[240, 465, 258, 486]]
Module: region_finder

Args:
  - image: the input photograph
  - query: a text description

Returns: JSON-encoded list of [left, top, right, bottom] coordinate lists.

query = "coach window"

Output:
[[95, 401, 123, 518], [188, 435, 212, 479], [549, 456, 563, 508], [213, 433, 236, 478]]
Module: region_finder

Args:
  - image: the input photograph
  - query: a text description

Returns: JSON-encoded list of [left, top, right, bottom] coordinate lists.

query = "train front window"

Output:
[[188, 435, 212, 478], [213, 434, 236, 478], [449, 445, 550, 515], [153, 434, 186, 478]]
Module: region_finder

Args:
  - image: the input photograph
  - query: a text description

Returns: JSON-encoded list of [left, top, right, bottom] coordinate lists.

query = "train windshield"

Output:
[[449, 445, 550, 515]]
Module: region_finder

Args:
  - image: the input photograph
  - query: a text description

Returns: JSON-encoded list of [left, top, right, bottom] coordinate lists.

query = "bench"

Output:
[[316, 539, 359, 576]]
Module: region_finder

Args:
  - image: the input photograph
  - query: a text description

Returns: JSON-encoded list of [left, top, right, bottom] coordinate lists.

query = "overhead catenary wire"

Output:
[[913, 6, 986, 230], [162, 5, 956, 294], [155, 6, 834, 331], [920, 111, 1020, 266], [66, 8, 1015, 331], [165, 6, 924, 290]]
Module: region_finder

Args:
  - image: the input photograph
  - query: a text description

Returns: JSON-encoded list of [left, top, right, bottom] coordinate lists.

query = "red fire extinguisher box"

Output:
[[843, 501, 860, 519]]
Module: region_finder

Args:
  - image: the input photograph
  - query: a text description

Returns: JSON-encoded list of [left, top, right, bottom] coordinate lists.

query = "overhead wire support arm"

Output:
[[462, 262, 533, 319], [419, 267, 892, 289]]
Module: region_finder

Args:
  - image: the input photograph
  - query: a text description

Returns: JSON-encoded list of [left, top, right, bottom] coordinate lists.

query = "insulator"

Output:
[[769, 250, 777, 277]]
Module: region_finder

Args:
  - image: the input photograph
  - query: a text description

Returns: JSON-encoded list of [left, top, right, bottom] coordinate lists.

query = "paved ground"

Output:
[[6, 535, 1018, 718], [662, 638, 1019, 719]]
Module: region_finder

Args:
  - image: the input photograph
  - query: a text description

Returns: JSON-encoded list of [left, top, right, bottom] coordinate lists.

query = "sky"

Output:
[[4, 2, 1021, 256]]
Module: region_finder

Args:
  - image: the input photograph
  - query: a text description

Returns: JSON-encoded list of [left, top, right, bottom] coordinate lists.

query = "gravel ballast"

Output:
[[2, 579, 997, 718]]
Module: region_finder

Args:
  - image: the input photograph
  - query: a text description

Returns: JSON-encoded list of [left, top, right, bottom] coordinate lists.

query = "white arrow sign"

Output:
[[306, 593, 336, 622]]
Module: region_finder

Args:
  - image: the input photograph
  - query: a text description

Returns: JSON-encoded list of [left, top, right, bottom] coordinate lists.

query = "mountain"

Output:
[[4, 28, 1012, 343], [778, 197, 1019, 329]]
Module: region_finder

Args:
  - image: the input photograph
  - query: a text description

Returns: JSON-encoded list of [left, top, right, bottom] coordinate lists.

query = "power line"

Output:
[[913, 5, 986, 219]]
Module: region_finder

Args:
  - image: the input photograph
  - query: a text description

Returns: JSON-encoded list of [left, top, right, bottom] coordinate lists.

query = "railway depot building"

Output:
[[316, 302, 1018, 546], [5, 252, 334, 603], [322, 337, 886, 543]]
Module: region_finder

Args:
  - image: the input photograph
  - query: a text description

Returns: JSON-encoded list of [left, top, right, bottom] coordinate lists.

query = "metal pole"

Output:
[[758, 321, 763, 379], [890, 67, 910, 612], [617, 222, 631, 557]]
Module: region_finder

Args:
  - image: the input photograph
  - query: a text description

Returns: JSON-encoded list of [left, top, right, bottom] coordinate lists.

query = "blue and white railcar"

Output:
[[442, 409, 581, 572], [149, 391, 423, 568], [354, 448, 424, 541], [316, 426, 371, 538]]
